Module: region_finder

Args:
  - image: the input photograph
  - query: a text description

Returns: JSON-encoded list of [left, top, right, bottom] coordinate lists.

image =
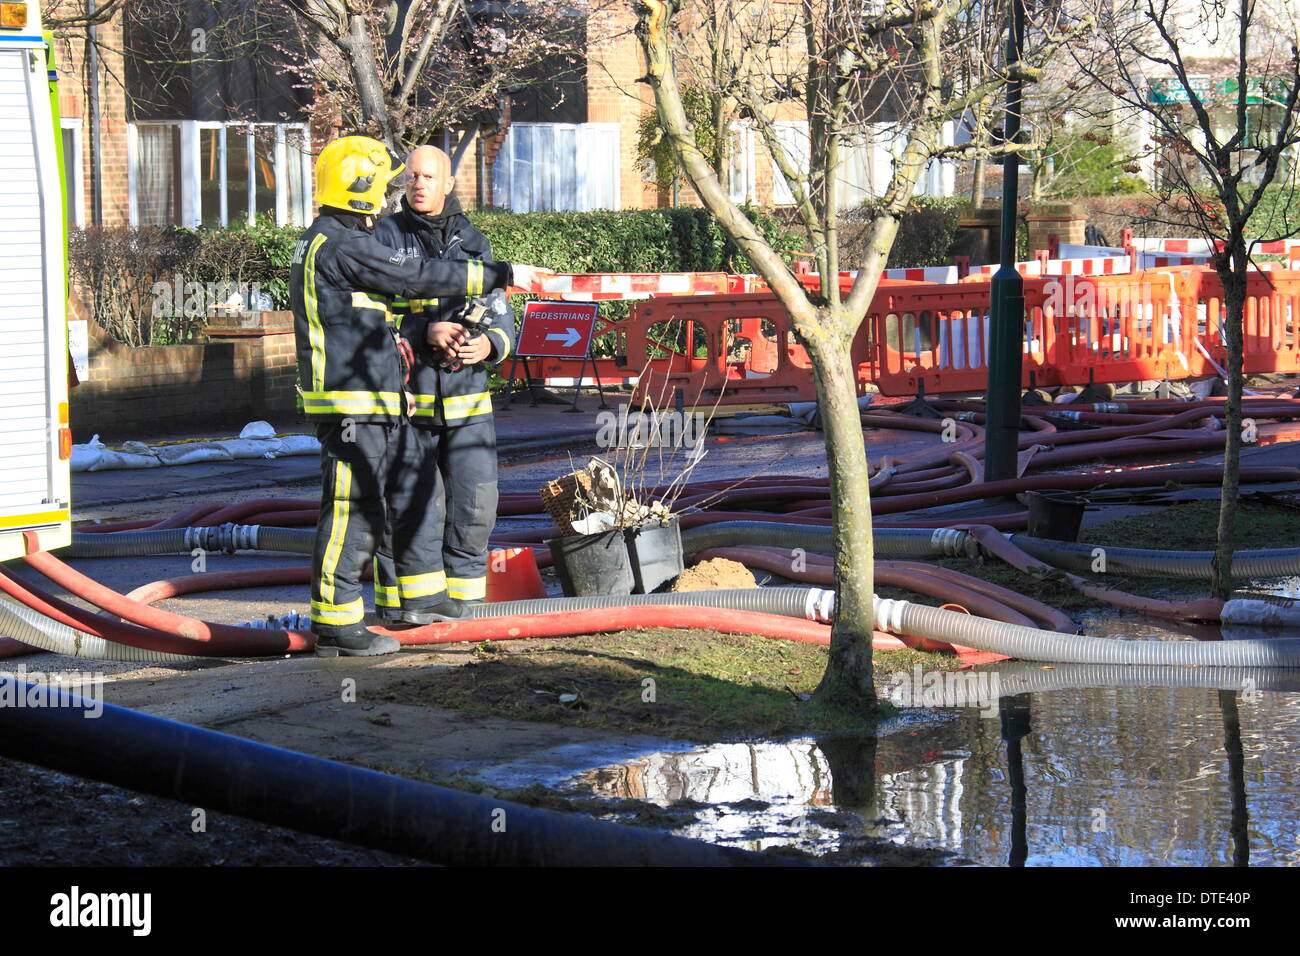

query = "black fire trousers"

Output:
[[310, 419, 443, 637]]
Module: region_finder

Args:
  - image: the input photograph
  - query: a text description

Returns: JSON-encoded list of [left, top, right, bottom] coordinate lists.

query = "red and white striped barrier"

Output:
[[1138, 252, 1213, 268], [1129, 237, 1221, 255], [883, 265, 960, 283], [968, 256, 1131, 278], [534, 272, 734, 301]]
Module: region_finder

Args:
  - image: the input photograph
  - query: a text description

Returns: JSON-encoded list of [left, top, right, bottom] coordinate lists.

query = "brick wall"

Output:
[[70, 314, 300, 442], [586, 5, 657, 211], [581, 1, 808, 212], [52, 12, 131, 227]]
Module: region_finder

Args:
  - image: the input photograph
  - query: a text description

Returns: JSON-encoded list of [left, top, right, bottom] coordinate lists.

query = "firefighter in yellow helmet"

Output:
[[290, 135, 548, 656]]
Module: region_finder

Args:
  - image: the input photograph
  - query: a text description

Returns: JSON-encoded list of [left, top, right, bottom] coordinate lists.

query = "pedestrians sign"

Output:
[[517, 302, 599, 358]]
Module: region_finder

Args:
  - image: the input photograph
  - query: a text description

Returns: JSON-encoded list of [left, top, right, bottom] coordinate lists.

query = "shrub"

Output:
[[68, 226, 199, 347], [177, 214, 300, 308], [833, 196, 967, 270], [70, 208, 798, 349], [474, 206, 798, 274]]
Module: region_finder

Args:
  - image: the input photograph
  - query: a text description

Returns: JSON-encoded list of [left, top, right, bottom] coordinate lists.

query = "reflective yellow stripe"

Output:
[[350, 291, 392, 313], [447, 576, 486, 601], [310, 598, 365, 626], [304, 234, 328, 392], [373, 558, 400, 607], [0, 509, 70, 529], [488, 327, 511, 361], [397, 571, 447, 599], [441, 391, 493, 420], [467, 260, 484, 296], [301, 391, 405, 416], [320, 461, 352, 604], [406, 391, 492, 420]]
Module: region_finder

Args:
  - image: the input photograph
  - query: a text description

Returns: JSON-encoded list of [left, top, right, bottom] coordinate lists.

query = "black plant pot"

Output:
[[624, 517, 684, 594], [546, 528, 635, 597]]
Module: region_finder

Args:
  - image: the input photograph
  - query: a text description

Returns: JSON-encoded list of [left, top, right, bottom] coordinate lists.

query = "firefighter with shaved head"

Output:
[[369, 145, 517, 625], [290, 135, 547, 656]]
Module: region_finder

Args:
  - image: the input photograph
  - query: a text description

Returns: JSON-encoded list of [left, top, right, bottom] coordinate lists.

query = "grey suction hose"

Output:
[[682, 521, 976, 558], [0, 597, 199, 663], [69, 523, 977, 562], [65, 525, 312, 558], [1010, 534, 1300, 580], [984, 661, 1300, 696], [875, 596, 1300, 667]]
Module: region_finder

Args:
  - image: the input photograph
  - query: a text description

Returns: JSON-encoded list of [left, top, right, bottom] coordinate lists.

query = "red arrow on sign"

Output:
[[517, 301, 599, 358]]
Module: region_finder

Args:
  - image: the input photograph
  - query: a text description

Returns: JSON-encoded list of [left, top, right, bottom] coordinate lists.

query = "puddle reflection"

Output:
[[569, 677, 1300, 866]]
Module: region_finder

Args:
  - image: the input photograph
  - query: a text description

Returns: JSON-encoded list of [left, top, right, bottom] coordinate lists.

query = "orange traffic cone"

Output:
[[486, 547, 547, 602]]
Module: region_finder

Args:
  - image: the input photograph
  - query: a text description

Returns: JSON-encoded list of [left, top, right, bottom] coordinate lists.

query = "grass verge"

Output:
[[380, 628, 954, 742]]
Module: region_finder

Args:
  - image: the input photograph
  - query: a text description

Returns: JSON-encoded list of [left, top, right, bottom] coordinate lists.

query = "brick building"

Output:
[[49, 1, 955, 228]]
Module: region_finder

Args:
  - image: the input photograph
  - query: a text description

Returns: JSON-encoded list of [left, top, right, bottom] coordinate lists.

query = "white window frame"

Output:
[[493, 122, 620, 212], [59, 118, 85, 228], [771, 121, 809, 207], [728, 123, 756, 204], [130, 120, 312, 228]]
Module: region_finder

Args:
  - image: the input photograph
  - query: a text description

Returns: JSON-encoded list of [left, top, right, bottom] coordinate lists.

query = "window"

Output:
[[60, 119, 85, 228], [133, 124, 181, 226], [130, 121, 312, 228], [769, 122, 908, 209], [493, 123, 619, 211], [771, 122, 809, 206], [728, 124, 756, 204]]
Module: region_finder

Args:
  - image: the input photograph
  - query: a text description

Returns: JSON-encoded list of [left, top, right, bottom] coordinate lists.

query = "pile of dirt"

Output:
[[670, 557, 756, 592]]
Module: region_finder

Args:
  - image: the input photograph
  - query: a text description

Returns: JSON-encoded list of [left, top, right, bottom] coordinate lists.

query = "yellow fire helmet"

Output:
[[314, 135, 405, 214]]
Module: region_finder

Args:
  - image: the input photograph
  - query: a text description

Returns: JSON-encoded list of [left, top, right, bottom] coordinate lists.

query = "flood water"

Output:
[[565, 666, 1300, 865]]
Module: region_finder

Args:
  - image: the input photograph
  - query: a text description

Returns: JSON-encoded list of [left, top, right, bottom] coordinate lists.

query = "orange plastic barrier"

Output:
[[1177, 268, 1300, 378], [860, 277, 1055, 396], [531, 266, 1300, 404], [1045, 271, 1194, 387], [627, 293, 816, 405]]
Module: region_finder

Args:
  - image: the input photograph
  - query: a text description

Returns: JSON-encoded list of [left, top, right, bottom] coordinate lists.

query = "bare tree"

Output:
[[279, 0, 596, 152], [1073, 0, 1300, 597], [636, 0, 1073, 706]]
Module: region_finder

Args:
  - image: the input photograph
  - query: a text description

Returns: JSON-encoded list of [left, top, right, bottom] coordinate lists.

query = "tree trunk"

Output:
[[799, 318, 877, 706], [1212, 257, 1248, 599], [346, 14, 396, 148]]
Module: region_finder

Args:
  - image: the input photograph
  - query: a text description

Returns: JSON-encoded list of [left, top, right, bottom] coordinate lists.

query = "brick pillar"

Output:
[[204, 311, 301, 424], [1026, 203, 1086, 257]]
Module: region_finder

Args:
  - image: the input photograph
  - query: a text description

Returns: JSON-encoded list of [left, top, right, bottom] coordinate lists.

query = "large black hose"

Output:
[[0, 676, 799, 867], [1010, 534, 1300, 579]]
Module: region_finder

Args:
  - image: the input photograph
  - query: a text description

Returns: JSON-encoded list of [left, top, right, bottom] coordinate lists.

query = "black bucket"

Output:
[[546, 529, 635, 597], [1025, 492, 1086, 542], [625, 518, 684, 594]]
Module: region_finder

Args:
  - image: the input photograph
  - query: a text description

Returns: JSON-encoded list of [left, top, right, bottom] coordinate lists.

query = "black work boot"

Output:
[[398, 596, 473, 625], [314, 627, 402, 657]]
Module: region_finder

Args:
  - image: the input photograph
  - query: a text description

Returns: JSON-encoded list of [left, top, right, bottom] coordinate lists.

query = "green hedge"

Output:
[[473, 206, 798, 274], [73, 208, 798, 347]]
